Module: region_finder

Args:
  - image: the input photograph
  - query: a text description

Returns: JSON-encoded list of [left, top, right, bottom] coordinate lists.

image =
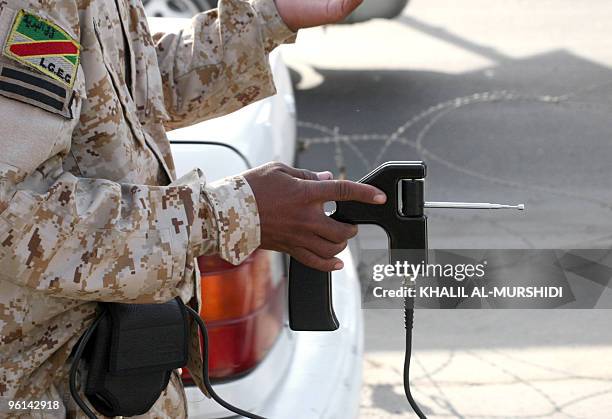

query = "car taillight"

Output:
[[182, 250, 285, 384]]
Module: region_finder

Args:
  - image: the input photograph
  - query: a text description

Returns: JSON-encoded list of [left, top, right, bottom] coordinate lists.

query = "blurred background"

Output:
[[285, 1, 612, 418]]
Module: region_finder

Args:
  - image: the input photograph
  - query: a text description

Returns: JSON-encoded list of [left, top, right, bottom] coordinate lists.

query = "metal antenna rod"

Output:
[[424, 202, 525, 210]]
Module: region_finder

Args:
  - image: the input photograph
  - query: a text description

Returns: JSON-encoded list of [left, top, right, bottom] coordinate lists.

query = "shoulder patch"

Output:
[[0, 63, 74, 118], [3, 10, 80, 89]]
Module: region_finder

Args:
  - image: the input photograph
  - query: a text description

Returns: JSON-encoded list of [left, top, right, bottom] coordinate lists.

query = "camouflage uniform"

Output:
[[0, 0, 295, 417]]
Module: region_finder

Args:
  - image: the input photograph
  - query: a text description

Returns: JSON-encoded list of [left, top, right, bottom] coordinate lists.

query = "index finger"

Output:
[[305, 179, 387, 204]]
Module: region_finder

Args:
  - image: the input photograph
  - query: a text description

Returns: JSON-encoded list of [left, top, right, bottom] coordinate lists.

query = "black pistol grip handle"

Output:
[[288, 162, 426, 332], [288, 258, 339, 331]]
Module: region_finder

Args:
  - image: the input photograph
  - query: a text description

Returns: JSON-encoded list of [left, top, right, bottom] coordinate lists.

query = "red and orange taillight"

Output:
[[182, 250, 286, 384]]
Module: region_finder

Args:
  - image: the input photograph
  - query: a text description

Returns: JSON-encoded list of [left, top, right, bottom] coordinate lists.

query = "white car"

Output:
[[148, 18, 364, 419]]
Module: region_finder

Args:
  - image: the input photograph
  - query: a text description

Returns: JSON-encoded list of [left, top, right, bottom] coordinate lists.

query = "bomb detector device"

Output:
[[288, 161, 524, 418]]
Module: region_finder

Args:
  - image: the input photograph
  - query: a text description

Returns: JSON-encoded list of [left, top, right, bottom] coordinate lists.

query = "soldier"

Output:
[[0, 0, 386, 417]]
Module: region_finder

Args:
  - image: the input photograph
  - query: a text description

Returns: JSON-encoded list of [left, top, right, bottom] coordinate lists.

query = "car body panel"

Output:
[[171, 141, 364, 419], [171, 142, 250, 181], [183, 248, 363, 419], [168, 50, 297, 168], [164, 16, 362, 417], [171, 139, 364, 419]]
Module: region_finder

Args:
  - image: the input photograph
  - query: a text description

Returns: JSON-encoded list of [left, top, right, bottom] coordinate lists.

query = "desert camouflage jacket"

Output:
[[0, 0, 294, 416]]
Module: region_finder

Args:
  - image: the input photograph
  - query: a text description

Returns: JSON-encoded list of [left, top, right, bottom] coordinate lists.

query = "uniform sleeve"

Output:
[[153, 0, 296, 130], [0, 93, 260, 303]]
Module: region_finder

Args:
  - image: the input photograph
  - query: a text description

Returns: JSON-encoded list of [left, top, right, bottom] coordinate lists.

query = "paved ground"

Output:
[[284, 1, 612, 417]]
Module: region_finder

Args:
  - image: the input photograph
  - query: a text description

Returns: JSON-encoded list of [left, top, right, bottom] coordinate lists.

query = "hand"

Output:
[[244, 162, 386, 272], [274, 0, 364, 31]]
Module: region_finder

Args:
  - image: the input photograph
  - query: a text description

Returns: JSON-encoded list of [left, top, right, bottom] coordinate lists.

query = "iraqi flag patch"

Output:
[[3, 10, 79, 89]]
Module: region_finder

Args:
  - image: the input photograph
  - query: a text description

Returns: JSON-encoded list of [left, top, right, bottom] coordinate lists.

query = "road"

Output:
[[283, 1, 612, 417]]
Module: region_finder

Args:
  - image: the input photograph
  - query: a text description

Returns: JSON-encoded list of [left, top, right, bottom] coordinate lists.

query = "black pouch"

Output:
[[71, 297, 264, 419], [70, 298, 189, 417]]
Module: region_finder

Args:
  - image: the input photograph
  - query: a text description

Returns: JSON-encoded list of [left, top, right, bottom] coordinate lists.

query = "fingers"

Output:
[[275, 163, 316, 180], [305, 179, 387, 204], [291, 247, 344, 272], [314, 216, 358, 244], [292, 230, 348, 259], [269, 162, 334, 181], [310, 235, 348, 259]]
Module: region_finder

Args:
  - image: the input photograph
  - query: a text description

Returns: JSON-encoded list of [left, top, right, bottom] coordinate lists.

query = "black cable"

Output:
[[404, 300, 427, 419], [185, 305, 267, 419], [69, 307, 107, 419]]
